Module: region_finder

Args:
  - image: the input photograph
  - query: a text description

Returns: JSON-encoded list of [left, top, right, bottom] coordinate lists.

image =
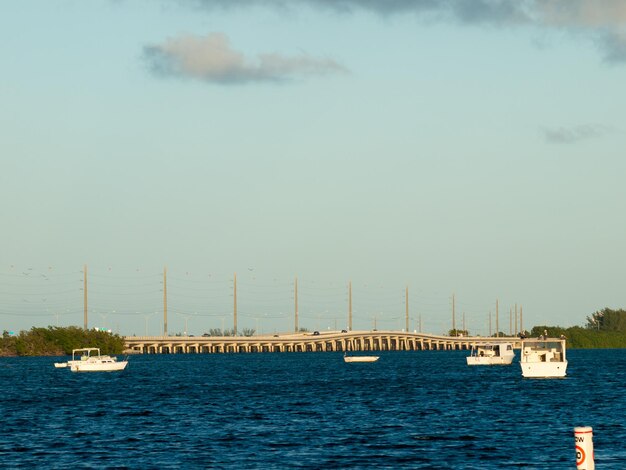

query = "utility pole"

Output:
[[83, 264, 88, 330], [405, 285, 409, 332], [233, 272, 238, 336], [452, 293, 456, 333], [294, 277, 298, 333], [496, 299, 499, 338], [348, 281, 352, 331], [163, 266, 168, 336]]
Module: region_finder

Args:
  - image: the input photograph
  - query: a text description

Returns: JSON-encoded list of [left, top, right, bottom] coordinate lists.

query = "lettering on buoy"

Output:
[[574, 427, 594, 470]]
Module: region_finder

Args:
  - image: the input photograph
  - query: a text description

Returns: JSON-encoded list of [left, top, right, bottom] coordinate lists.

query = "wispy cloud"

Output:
[[597, 30, 626, 64], [542, 124, 613, 144], [535, 0, 626, 63], [186, 0, 532, 24], [535, 0, 626, 28], [143, 32, 348, 84], [183, 0, 626, 63]]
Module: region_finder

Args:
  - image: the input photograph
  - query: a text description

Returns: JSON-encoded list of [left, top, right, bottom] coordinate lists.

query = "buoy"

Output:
[[574, 426, 594, 470]]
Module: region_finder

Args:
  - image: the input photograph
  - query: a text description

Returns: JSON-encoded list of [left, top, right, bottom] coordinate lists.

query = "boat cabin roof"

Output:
[[473, 342, 512, 349], [521, 338, 566, 350], [521, 337, 565, 344], [72, 348, 102, 357]]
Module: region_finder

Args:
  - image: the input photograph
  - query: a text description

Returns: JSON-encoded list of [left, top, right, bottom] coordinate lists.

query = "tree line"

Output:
[[530, 308, 626, 348], [1, 326, 126, 357]]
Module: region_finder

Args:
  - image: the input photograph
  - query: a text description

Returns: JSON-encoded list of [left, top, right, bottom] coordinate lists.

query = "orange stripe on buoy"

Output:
[[575, 445, 585, 465]]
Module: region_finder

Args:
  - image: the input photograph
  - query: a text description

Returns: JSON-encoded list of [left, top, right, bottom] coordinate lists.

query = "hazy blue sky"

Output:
[[2, 0, 625, 336]]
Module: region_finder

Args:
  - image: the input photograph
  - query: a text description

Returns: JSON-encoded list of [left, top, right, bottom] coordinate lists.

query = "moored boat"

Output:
[[68, 348, 128, 372], [343, 353, 379, 363], [520, 337, 567, 378], [466, 342, 515, 366]]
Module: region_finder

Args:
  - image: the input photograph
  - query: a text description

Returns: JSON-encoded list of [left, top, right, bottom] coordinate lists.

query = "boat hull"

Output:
[[70, 360, 128, 372], [466, 356, 514, 366], [521, 361, 567, 378]]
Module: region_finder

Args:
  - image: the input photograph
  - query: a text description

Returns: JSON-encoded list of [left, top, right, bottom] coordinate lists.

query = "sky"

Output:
[[1, 0, 626, 337]]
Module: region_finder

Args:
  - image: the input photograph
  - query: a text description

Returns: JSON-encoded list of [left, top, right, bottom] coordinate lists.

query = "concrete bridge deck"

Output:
[[124, 330, 522, 354]]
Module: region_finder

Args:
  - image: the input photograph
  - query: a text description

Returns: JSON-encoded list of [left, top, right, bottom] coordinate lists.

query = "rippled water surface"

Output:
[[1, 349, 625, 468]]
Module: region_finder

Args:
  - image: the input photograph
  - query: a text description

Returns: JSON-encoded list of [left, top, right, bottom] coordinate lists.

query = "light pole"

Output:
[[176, 312, 192, 336], [143, 311, 157, 336], [96, 310, 109, 331]]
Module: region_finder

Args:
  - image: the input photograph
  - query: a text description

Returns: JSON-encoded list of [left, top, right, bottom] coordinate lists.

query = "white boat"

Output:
[[520, 338, 567, 378], [344, 353, 379, 363], [68, 348, 128, 372], [466, 343, 515, 366], [54, 362, 68, 368]]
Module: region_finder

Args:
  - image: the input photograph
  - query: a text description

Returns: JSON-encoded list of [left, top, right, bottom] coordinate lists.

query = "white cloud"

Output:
[[143, 32, 348, 84]]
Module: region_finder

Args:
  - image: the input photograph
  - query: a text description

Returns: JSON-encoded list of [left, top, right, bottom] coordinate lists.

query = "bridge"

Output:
[[124, 330, 522, 354]]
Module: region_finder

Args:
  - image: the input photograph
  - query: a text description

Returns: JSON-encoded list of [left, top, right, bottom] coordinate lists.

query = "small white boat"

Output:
[[466, 343, 515, 366], [520, 338, 567, 378], [68, 348, 128, 372], [54, 362, 68, 368], [344, 353, 379, 363]]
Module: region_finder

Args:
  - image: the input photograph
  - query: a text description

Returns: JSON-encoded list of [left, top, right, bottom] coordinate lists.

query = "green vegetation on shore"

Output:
[[0, 326, 125, 357], [530, 308, 626, 348], [529, 326, 626, 348]]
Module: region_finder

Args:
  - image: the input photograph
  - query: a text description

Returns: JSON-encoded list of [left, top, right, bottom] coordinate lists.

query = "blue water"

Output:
[[1, 349, 625, 469]]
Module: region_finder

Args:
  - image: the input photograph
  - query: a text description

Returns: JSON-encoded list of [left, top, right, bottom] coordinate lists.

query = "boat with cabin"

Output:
[[66, 348, 128, 372], [466, 342, 515, 366], [520, 337, 567, 378]]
